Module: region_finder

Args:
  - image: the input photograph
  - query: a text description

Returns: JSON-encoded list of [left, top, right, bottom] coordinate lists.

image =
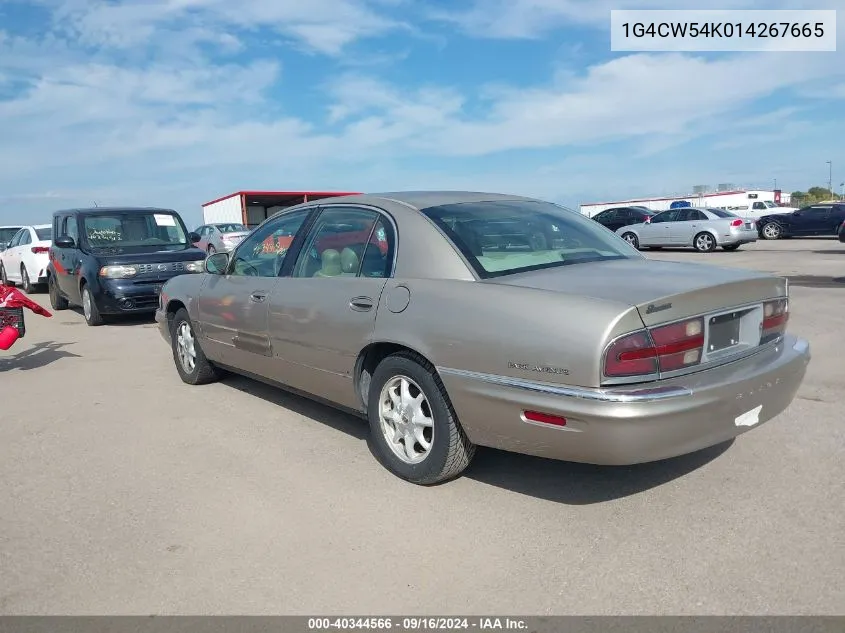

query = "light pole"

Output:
[[826, 160, 832, 196]]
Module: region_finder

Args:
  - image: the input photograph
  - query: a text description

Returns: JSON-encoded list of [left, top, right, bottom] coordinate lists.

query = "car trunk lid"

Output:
[[488, 258, 786, 327]]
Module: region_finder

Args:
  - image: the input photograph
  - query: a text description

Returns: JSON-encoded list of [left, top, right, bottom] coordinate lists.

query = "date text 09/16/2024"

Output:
[[307, 617, 528, 631]]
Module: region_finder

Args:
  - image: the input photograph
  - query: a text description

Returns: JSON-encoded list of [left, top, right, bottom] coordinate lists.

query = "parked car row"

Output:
[[589, 202, 845, 252], [2, 193, 812, 486]]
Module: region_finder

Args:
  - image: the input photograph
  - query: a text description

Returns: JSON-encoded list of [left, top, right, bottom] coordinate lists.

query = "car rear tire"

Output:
[[760, 222, 782, 240], [621, 232, 640, 249], [170, 308, 220, 385], [0, 264, 11, 287], [81, 284, 105, 326], [367, 351, 475, 485], [693, 232, 717, 253], [722, 244, 741, 252], [48, 274, 68, 310], [20, 266, 34, 294]]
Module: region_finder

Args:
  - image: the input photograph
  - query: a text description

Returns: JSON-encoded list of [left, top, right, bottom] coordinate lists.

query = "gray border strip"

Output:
[[0, 616, 843, 633]]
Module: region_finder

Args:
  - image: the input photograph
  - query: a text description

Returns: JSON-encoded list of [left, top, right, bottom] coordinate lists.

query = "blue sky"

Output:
[[0, 0, 843, 228]]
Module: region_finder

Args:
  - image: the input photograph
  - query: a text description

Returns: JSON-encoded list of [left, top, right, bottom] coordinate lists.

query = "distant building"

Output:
[[579, 189, 792, 217]]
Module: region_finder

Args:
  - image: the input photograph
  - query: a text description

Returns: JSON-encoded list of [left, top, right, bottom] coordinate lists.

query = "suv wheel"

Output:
[[48, 274, 69, 310], [81, 284, 105, 326]]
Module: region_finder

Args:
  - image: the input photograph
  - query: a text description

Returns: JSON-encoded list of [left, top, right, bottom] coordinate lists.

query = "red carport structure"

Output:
[[201, 190, 361, 229]]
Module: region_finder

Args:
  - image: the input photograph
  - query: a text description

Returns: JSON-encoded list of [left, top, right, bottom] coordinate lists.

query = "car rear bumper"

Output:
[[438, 334, 810, 465], [722, 230, 758, 245]]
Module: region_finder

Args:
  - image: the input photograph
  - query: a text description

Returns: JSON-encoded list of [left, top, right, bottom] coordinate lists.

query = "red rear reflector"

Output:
[[31, 246, 49, 254], [730, 219, 743, 227], [523, 410, 567, 427]]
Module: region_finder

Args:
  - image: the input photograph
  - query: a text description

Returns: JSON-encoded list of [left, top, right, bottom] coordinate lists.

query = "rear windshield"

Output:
[[706, 208, 738, 218], [215, 223, 246, 233], [0, 227, 21, 244], [35, 227, 53, 241], [82, 212, 188, 249], [422, 200, 641, 278]]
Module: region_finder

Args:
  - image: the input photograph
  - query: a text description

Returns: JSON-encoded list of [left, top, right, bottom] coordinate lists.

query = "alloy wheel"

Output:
[[378, 375, 435, 464]]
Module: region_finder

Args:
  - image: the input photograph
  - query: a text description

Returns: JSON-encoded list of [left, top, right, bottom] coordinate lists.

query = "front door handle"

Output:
[[250, 291, 267, 303], [349, 296, 374, 312]]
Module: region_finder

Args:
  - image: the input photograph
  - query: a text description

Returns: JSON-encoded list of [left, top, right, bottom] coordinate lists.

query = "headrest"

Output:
[[314, 248, 341, 277], [340, 247, 359, 274]]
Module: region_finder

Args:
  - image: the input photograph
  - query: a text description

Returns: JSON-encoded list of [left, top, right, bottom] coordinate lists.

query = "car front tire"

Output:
[[170, 308, 220, 385], [367, 351, 476, 485], [760, 222, 782, 240]]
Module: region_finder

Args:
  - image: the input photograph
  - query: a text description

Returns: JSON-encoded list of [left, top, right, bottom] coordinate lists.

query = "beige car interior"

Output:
[[313, 247, 361, 277]]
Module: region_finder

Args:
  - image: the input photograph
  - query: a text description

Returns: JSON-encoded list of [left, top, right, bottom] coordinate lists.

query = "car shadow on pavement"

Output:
[[465, 441, 733, 504], [220, 373, 369, 440], [220, 373, 733, 503], [69, 308, 156, 326], [0, 340, 81, 372]]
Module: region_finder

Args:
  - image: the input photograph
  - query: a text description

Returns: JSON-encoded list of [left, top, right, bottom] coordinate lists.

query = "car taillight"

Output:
[[31, 246, 49, 254], [730, 219, 743, 227], [604, 317, 705, 378], [761, 298, 788, 342]]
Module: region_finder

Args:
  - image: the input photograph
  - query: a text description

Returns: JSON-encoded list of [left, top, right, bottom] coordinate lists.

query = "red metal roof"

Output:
[[202, 190, 361, 207], [581, 190, 759, 207]]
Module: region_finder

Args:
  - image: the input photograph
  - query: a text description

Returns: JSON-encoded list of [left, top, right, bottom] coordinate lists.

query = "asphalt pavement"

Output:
[[1, 238, 843, 615]]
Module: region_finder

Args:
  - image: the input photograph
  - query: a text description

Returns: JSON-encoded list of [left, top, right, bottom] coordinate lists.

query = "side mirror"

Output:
[[189, 232, 201, 243], [54, 236, 75, 248], [205, 252, 229, 275]]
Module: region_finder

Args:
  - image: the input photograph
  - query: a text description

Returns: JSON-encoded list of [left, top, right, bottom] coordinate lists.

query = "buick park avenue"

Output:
[[155, 192, 810, 485]]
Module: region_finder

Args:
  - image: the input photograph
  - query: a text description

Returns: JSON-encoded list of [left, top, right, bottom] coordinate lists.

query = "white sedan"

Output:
[[0, 224, 53, 293]]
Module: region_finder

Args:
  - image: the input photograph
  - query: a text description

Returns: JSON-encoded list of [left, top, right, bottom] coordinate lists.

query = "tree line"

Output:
[[790, 186, 842, 206]]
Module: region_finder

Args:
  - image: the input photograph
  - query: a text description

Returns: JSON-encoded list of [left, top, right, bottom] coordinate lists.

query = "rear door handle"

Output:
[[349, 296, 374, 312], [250, 291, 267, 303]]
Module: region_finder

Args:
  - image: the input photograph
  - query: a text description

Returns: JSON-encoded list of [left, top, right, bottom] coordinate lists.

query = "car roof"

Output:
[[305, 191, 543, 212], [52, 207, 177, 215]]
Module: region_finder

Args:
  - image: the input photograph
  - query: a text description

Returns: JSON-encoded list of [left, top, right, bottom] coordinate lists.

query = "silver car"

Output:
[[156, 192, 809, 485], [194, 223, 251, 255], [617, 207, 758, 252]]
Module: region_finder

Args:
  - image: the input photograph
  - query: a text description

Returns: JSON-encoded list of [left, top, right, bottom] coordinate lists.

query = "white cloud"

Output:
[[39, 0, 407, 56], [1, 0, 844, 225]]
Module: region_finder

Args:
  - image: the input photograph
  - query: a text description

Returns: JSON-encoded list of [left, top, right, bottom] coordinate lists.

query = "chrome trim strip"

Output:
[[436, 367, 693, 403]]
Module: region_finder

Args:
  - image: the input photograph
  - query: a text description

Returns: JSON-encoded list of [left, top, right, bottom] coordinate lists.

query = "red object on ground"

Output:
[[0, 326, 20, 350], [0, 285, 53, 318]]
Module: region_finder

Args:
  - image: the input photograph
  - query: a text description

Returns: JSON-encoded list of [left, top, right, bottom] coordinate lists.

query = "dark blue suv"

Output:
[[47, 207, 206, 326]]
